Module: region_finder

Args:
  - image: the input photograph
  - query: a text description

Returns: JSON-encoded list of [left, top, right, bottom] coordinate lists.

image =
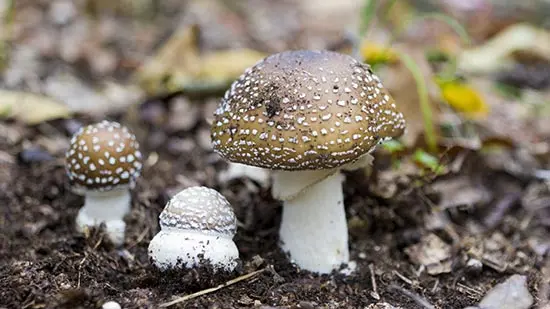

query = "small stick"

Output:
[[127, 226, 149, 249], [369, 264, 380, 300], [92, 235, 104, 250], [389, 284, 435, 309], [159, 268, 267, 307], [392, 270, 413, 285]]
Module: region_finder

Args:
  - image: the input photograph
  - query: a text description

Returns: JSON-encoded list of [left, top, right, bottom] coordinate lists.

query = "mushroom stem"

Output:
[[218, 162, 271, 187], [276, 171, 349, 274], [272, 168, 337, 201], [148, 228, 239, 271], [75, 188, 131, 246]]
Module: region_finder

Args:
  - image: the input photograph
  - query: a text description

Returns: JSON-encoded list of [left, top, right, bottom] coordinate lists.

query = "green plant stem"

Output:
[[416, 12, 472, 46], [396, 52, 437, 152], [360, 0, 378, 37], [0, 0, 14, 71]]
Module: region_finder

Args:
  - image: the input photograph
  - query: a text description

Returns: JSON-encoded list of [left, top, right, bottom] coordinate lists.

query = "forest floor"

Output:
[[1, 0, 549, 308]]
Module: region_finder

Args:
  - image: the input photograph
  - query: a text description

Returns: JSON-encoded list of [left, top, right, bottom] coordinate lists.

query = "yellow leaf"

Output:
[[360, 42, 398, 66], [134, 24, 202, 94], [458, 23, 550, 74], [197, 49, 267, 83], [0, 90, 71, 124], [436, 78, 489, 118], [135, 24, 267, 97]]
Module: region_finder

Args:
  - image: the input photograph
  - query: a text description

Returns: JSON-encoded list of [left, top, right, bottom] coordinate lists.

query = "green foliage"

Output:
[[0, 0, 14, 71], [381, 139, 406, 153], [396, 51, 438, 152], [493, 83, 522, 99], [359, 0, 475, 154], [360, 0, 378, 37], [413, 149, 445, 174]]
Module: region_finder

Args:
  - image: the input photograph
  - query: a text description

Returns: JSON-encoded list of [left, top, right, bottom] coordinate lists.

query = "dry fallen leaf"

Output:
[[458, 23, 550, 74], [431, 175, 492, 209], [474, 275, 533, 309], [135, 24, 266, 96], [0, 89, 71, 124], [135, 24, 202, 95], [404, 233, 452, 275], [197, 49, 267, 83]]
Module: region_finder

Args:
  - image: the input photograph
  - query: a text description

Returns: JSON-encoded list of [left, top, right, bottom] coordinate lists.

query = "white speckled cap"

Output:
[[211, 50, 406, 171], [65, 121, 143, 193], [159, 186, 237, 237]]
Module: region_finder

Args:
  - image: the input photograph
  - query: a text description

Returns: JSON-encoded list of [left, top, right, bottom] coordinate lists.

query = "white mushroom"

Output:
[[102, 301, 122, 309], [210, 50, 406, 274], [65, 120, 143, 246], [148, 186, 239, 271]]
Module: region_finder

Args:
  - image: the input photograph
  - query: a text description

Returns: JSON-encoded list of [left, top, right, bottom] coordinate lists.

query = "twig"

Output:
[[389, 284, 435, 309], [392, 270, 413, 285], [159, 267, 267, 307], [92, 234, 104, 250], [127, 226, 150, 249], [77, 254, 88, 288], [369, 263, 380, 300]]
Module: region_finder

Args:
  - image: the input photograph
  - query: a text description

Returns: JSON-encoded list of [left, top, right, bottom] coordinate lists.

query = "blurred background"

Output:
[[1, 0, 550, 308]]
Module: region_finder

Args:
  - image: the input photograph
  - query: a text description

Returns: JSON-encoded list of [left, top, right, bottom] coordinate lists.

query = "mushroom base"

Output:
[[277, 171, 350, 274], [75, 189, 132, 246], [148, 229, 239, 272]]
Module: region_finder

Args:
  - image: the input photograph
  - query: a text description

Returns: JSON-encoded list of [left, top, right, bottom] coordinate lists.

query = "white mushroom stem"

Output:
[[75, 188, 131, 246], [218, 162, 271, 187], [272, 154, 373, 201], [274, 171, 349, 274], [272, 168, 337, 201], [148, 228, 239, 271]]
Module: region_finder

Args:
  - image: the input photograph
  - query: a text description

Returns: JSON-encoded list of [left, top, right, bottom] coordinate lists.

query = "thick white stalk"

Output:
[[276, 171, 349, 274], [75, 188, 131, 246], [272, 168, 337, 201], [148, 229, 239, 271]]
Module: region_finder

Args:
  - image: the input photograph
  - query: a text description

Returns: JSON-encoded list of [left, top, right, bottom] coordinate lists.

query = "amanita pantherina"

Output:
[[211, 50, 405, 274], [65, 120, 143, 245], [148, 186, 239, 271]]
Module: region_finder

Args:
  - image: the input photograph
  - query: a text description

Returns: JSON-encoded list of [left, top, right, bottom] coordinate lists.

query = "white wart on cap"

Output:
[[210, 50, 406, 274], [148, 186, 239, 271], [65, 120, 143, 246]]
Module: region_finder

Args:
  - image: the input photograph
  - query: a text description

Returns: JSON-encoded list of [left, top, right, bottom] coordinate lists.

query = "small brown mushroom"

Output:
[[65, 120, 143, 245], [211, 50, 405, 273]]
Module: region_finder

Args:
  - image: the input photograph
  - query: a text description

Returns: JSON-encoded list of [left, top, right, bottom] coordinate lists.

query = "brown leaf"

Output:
[[404, 233, 452, 275], [0, 90, 71, 124], [134, 24, 266, 96]]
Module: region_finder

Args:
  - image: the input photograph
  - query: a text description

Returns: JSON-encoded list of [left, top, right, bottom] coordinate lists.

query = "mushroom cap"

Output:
[[65, 120, 143, 193], [211, 50, 406, 171], [159, 186, 237, 237]]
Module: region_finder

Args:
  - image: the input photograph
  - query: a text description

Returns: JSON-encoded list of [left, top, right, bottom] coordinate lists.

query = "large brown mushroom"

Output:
[[211, 50, 405, 273]]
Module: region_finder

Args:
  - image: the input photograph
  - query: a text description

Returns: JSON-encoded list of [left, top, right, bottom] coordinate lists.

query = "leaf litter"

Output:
[[1, 0, 550, 308]]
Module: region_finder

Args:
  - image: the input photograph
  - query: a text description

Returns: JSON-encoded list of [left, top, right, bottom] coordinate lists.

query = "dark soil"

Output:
[[0, 111, 547, 309]]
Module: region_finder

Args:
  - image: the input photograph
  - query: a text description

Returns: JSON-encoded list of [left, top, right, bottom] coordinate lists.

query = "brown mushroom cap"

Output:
[[211, 50, 406, 170], [65, 121, 143, 193]]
